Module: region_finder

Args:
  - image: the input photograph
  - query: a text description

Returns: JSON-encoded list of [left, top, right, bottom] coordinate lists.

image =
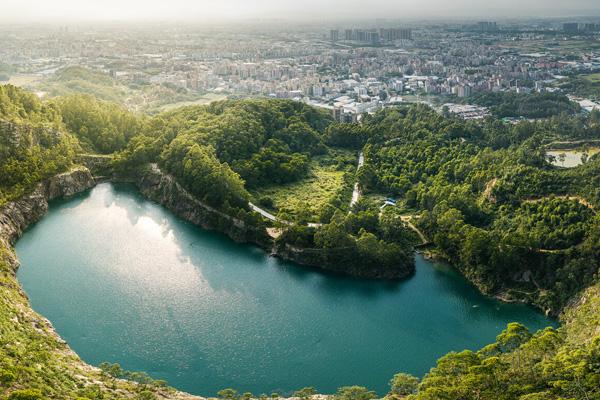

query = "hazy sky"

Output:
[[1, 0, 599, 22]]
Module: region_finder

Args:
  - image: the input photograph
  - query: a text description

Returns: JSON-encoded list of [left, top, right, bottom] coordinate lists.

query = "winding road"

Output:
[[349, 151, 365, 209]]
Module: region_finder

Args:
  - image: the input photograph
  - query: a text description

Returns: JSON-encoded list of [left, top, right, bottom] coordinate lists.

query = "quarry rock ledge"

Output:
[[0, 163, 411, 283], [0, 167, 96, 251], [79, 157, 414, 280], [134, 164, 272, 248]]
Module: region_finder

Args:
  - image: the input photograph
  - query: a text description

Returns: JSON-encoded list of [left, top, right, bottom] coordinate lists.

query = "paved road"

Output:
[[248, 202, 278, 221], [349, 151, 365, 209], [248, 202, 323, 228]]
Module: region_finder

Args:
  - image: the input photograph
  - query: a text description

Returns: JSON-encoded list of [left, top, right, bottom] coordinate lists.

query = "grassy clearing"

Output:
[[547, 147, 600, 168], [583, 73, 600, 83], [156, 93, 228, 112], [7, 74, 43, 87], [251, 153, 354, 222]]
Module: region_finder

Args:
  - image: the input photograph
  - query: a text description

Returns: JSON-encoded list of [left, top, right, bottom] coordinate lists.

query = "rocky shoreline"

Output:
[[0, 167, 96, 262], [0, 167, 206, 399], [0, 167, 344, 400], [420, 249, 552, 316], [0, 166, 328, 399], [136, 164, 273, 248], [0, 162, 412, 282]]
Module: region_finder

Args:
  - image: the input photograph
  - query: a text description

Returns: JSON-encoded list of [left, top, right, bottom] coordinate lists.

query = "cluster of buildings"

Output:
[[472, 22, 499, 33], [443, 103, 491, 120], [563, 23, 600, 34], [1, 18, 600, 121], [330, 28, 412, 44], [569, 96, 600, 113]]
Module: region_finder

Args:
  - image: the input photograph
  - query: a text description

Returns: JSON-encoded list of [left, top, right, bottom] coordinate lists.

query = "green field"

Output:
[[251, 155, 353, 222], [154, 93, 228, 112], [583, 73, 600, 83], [7, 74, 43, 87], [498, 39, 600, 57]]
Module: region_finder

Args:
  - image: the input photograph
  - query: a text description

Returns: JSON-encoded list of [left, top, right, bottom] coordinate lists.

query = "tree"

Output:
[[218, 389, 239, 400], [0, 369, 16, 386], [389, 373, 419, 396], [314, 212, 354, 250], [334, 386, 377, 400], [54, 94, 141, 153], [581, 152, 589, 164], [294, 387, 317, 399], [136, 391, 157, 400], [7, 389, 44, 400], [558, 152, 566, 167]]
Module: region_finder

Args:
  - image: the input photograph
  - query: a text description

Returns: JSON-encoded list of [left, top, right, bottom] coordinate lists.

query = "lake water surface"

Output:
[[547, 148, 600, 168], [16, 183, 554, 396]]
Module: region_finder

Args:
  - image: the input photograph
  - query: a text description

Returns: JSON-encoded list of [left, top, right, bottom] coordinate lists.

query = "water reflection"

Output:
[[17, 183, 555, 397]]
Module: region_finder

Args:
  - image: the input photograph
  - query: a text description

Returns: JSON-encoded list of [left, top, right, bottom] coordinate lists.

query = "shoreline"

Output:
[[132, 163, 412, 280], [0, 167, 203, 399], [0, 165, 390, 399], [0, 165, 558, 398]]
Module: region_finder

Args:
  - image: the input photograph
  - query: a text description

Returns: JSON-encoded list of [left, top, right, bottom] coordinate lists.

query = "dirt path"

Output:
[[400, 215, 429, 245], [523, 195, 596, 213]]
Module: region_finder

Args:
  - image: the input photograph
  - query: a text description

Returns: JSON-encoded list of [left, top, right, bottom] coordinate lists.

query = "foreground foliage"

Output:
[[405, 281, 600, 400], [0, 247, 188, 399], [0, 85, 78, 206]]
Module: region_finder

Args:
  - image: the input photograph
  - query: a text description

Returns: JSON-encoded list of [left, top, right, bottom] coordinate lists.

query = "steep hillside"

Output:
[[408, 281, 599, 399]]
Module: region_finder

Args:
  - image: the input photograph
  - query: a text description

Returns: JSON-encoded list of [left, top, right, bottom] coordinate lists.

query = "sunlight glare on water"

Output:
[[16, 183, 555, 396]]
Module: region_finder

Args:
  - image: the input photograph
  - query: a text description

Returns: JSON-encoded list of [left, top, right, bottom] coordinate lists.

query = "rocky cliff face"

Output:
[[136, 164, 271, 247], [76, 154, 114, 177], [0, 167, 96, 254]]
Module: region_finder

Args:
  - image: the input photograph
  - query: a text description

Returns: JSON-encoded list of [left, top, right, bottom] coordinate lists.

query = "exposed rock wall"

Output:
[[0, 162, 408, 281], [135, 164, 272, 247], [76, 154, 114, 176], [0, 167, 205, 399], [0, 167, 96, 263]]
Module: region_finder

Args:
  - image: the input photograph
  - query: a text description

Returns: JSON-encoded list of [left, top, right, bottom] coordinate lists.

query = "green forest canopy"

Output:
[[1, 84, 599, 400]]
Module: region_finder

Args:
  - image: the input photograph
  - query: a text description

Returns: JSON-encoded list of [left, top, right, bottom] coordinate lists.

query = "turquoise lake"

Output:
[[16, 183, 554, 396]]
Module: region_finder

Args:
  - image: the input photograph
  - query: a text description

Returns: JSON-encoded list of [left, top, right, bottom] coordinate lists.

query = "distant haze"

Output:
[[1, 0, 599, 22]]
